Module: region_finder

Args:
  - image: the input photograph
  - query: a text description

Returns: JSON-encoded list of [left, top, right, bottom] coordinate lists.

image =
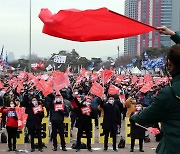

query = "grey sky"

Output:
[[0, 0, 125, 60]]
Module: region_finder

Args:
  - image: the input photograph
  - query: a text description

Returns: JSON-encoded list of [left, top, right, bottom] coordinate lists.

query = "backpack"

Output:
[[71, 142, 87, 149], [1, 132, 7, 143], [118, 136, 125, 148]]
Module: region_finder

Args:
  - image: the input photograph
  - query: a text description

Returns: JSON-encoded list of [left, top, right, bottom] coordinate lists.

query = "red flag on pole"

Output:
[[108, 84, 120, 95], [90, 81, 104, 98], [39, 8, 156, 42]]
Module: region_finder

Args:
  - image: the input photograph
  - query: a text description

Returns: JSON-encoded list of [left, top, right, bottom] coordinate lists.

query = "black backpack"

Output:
[[118, 136, 125, 148], [71, 142, 87, 149], [1, 132, 7, 143]]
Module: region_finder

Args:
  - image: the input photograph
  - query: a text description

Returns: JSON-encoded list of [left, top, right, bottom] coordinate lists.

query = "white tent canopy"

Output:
[[130, 67, 142, 75]]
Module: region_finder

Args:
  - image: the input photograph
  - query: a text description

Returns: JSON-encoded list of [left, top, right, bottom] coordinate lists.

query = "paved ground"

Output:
[[0, 120, 158, 154]]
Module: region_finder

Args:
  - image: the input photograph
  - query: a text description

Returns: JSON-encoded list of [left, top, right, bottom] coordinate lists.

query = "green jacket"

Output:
[[171, 31, 180, 44], [130, 74, 180, 154]]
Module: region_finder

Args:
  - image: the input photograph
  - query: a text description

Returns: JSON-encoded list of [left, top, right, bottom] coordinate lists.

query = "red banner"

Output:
[[90, 81, 104, 98], [53, 72, 70, 93], [81, 106, 91, 115], [33, 105, 43, 114], [131, 75, 138, 85], [108, 84, 120, 95], [54, 104, 64, 111]]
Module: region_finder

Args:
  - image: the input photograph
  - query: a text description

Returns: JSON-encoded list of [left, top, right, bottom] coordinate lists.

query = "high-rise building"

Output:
[[160, 0, 173, 47], [124, 0, 137, 56], [136, 0, 161, 56], [124, 0, 180, 56]]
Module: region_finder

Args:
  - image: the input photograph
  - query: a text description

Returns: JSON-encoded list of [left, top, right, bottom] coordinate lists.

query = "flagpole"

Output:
[[29, 0, 32, 73]]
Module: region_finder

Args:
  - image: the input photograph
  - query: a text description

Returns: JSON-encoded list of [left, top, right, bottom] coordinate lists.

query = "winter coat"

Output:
[[0, 107, 18, 128], [49, 101, 69, 123], [130, 112, 145, 139], [25, 102, 44, 130], [100, 102, 121, 130], [130, 74, 180, 154]]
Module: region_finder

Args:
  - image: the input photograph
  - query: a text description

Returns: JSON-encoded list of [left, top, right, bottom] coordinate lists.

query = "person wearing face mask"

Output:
[[50, 94, 69, 151], [100, 95, 121, 152], [0, 101, 18, 151], [75, 95, 94, 152], [69, 88, 80, 130], [25, 97, 44, 152], [130, 43, 180, 153], [130, 104, 145, 152]]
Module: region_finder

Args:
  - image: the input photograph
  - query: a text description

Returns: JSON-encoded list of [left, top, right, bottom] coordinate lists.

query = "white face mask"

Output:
[[74, 92, 78, 95], [10, 104, 15, 108], [32, 101, 38, 106], [85, 102, 91, 106], [30, 92, 34, 95], [136, 106, 142, 111], [108, 100, 114, 104], [56, 98, 61, 103]]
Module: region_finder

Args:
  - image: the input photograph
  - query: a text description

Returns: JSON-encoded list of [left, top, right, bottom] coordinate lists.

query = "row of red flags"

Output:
[[0, 68, 169, 98]]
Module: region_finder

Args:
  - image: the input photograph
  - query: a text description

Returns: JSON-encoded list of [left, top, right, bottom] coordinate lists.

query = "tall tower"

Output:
[[136, 0, 161, 56], [124, 0, 137, 56]]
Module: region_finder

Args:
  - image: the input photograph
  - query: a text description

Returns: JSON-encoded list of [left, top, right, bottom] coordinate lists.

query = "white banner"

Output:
[[46, 64, 53, 71], [53, 55, 66, 63], [31, 63, 38, 68]]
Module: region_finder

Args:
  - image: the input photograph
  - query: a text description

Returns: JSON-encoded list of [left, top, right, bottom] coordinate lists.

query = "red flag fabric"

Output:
[[91, 73, 98, 81], [147, 127, 160, 136], [90, 81, 104, 98], [100, 69, 113, 84], [137, 77, 144, 88], [0, 81, 4, 89], [36, 79, 53, 97], [144, 74, 153, 83], [64, 68, 73, 76], [39, 8, 156, 42], [131, 75, 138, 85], [15, 107, 28, 130], [108, 84, 120, 95], [115, 75, 123, 84], [120, 94, 126, 105], [53, 72, 70, 93], [140, 81, 153, 93]]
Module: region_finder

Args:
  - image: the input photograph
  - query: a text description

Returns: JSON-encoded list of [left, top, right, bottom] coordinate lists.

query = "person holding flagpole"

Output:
[[130, 27, 180, 154]]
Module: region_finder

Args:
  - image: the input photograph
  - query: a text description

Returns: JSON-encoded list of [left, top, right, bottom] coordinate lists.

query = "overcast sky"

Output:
[[0, 0, 125, 60]]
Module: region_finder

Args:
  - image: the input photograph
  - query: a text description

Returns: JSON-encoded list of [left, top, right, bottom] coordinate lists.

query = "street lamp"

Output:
[[28, 0, 32, 72]]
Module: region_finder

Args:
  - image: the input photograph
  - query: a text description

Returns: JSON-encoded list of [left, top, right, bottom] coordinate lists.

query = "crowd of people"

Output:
[[0, 27, 179, 154]]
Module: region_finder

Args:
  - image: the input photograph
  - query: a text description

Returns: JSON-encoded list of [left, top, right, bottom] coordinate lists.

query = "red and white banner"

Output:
[[81, 106, 91, 115], [33, 105, 43, 114], [54, 104, 64, 111], [90, 81, 104, 98], [108, 84, 120, 95]]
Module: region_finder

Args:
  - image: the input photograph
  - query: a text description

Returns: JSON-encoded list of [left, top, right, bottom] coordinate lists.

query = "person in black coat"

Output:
[[100, 95, 121, 152], [130, 104, 145, 152], [50, 94, 69, 151], [25, 96, 44, 152], [75, 95, 94, 152]]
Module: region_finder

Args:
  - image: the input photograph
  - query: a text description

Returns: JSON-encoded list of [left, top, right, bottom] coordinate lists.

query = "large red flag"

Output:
[[90, 81, 104, 98], [39, 8, 156, 42], [108, 84, 120, 95]]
